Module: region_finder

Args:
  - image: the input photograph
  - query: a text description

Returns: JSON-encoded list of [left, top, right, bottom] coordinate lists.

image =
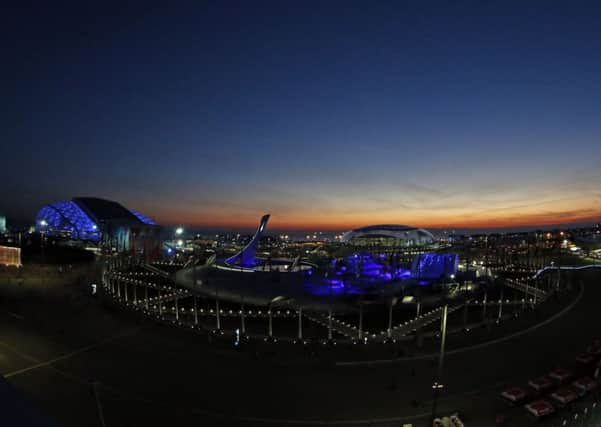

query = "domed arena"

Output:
[[341, 224, 435, 247]]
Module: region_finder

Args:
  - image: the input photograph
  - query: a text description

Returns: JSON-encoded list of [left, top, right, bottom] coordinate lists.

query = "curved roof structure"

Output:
[[342, 224, 434, 246], [353, 224, 418, 232], [35, 197, 156, 241]]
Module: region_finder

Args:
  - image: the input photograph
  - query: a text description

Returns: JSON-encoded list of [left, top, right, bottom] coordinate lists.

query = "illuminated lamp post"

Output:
[[174, 290, 179, 322], [212, 279, 222, 334], [327, 274, 335, 342], [431, 304, 448, 422], [358, 301, 364, 340], [482, 290, 487, 320], [267, 296, 286, 341], [39, 219, 47, 276], [144, 284, 149, 310], [192, 262, 199, 325], [297, 306, 303, 341], [463, 299, 469, 329], [187, 292, 195, 325], [158, 287, 162, 317], [327, 307, 333, 341], [240, 294, 246, 335], [175, 227, 184, 253], [386, 297, 398, 340], [497, 281, 504, 322]]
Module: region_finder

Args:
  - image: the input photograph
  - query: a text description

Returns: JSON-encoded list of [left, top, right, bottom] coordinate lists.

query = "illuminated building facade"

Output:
[[35, 197, 161, 257], [0, 245, 21, 267]]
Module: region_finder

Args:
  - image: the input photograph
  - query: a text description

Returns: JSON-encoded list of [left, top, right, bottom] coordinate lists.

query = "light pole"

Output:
[[431, 304, 448, 422], [240, 294, 246, 335], [214, 279, 221, 332], [358, 301, 363, 340], [497, 282, 504, 322], [173, 227, 184, 261], [91, 381, 107, 427], [267, 296, 286, 341], [174, 290, 179, 322], [482, 290, 487, 320], [297, 306, 303, 341], [327, 307, 333, 341], [192, 262, 198, 325], [145, 285, 149, 310], [158, 287, 162, 317], [193, 295, 198, 325], [386, 297, 398, 340], [39, 220, 47, 282]]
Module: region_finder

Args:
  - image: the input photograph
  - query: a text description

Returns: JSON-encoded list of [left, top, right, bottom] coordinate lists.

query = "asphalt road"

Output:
[[0, 269, 599, 427]]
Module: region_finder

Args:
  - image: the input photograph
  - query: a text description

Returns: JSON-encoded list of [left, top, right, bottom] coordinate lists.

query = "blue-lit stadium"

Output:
[[36, 197, 161, 257]]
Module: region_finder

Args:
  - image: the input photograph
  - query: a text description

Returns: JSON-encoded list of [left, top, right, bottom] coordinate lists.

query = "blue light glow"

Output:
[[303, 252, 458, 297], [304, 252, 413, 296], [36, 201, 100, 241], [129, 209, 156, 225], [411, 253, 459, 280]]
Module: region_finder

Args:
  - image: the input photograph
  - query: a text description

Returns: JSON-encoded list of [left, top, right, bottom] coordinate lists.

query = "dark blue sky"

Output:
[[3, 1, 601, 230]]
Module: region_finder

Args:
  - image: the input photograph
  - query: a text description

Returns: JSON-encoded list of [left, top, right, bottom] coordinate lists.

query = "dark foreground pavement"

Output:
[[0, 270, 598, 427]]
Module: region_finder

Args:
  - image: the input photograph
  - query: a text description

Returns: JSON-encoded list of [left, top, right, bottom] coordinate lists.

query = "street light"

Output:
[[431, 304, 449, 422], [266, 296, 286, 342], [386, 297, 399, 341], [175, 227, 184, 236]]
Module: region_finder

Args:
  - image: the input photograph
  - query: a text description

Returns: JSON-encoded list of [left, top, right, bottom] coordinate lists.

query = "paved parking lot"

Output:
[[0, 269, 599, 426]]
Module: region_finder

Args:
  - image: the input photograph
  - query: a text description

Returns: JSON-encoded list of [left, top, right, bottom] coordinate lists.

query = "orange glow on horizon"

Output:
[[153, 209, 601, 231], [136, 186, 601, 231]]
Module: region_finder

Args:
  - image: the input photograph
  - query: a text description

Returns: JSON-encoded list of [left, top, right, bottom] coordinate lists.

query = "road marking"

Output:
[[3, 328, 138, 379]]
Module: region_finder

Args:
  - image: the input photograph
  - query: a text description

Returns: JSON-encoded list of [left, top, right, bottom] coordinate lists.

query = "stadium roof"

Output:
[[353, 224, 417, 232], [36, 197, 156, 241], [341, 224, 434, 245], [73, 197, 154, 225]]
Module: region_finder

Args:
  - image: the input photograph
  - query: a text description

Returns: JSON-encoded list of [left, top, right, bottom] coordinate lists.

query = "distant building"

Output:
[[341, 224, 435, 247], [0, 215, 5, 233], [0, 245, 21, 267], [35, 197, 161, 258]]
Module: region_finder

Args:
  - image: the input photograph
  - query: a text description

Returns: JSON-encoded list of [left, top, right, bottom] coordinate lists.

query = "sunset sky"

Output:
[[3, 1, 601, 231]]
